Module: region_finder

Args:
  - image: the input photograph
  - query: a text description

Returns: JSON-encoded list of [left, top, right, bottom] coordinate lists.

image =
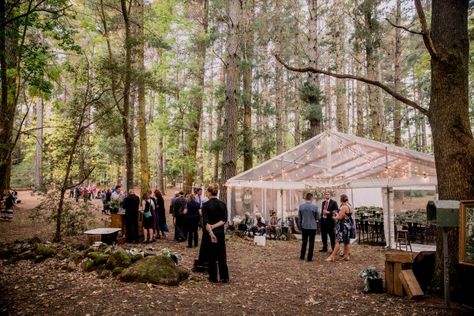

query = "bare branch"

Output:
[[65, 167, 95, 190], [274, 54, 429, 117], [385, 18, 423, 35], [414, 0, 437, 58]]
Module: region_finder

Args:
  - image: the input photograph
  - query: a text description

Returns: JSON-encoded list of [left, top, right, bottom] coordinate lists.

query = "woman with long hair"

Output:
[[141, 192, 155, 243], [202, 183, 229, 283], [326, 194, 353, 262]]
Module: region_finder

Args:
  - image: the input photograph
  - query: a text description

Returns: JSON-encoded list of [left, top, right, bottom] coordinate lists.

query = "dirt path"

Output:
[[0, 190, 469, 315]]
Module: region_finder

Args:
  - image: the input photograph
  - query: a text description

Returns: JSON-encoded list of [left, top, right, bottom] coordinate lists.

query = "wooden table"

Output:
[[84, 228, 121, 245]]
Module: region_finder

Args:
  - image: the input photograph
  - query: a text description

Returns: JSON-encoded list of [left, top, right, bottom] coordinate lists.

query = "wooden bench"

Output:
[[85, 228, 121, 245]]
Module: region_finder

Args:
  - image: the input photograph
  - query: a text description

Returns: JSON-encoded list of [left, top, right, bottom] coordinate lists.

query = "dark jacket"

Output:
[[321, 199, 339, 221], [202, 198, 228, 235], [122, 194, 140, 218], [186, 201, 201, 219]]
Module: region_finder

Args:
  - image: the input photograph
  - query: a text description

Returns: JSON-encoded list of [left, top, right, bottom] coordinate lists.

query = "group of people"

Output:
[[238, 210, 281, 239], [299, 192, 354, 262], [70, 185, 99, 203], [0, 190, 18, 221], [118, 188, 167, 243], [169, 189, 204, 248]]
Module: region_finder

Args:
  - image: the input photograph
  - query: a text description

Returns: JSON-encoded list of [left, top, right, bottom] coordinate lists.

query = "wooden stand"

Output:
[[385, 252, 414, 296]]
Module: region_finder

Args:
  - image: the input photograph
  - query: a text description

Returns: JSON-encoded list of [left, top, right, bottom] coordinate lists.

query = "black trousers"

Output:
[[125, 215, 138, 243], [185, 217, 200, 247], [320, 219, 336, 251], [208, 232, 229, 282], [300, 229, 316, 261]]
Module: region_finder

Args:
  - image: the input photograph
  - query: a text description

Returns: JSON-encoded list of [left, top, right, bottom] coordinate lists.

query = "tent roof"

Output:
[[226, 130, 437, 190]]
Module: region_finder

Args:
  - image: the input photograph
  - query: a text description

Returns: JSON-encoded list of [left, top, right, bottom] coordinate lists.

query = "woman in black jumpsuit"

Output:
[[202, 183, 229, 283]]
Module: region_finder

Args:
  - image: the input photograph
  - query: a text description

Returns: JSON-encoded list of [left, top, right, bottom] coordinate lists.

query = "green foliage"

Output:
[[300, 81, 323, 121], [45, 199, 95, 237]]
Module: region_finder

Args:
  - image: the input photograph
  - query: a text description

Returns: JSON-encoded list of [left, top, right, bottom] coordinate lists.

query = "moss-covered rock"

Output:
[[112, 267, 125, 275], [106, 249, 132, 270], [57, 249, 72, 260], [81, 258, 96, 272], [86, 251, 109, 265], [130, 253, 143, 263], [119, 255, 189, 286], [18, 250, 36, 261], [34, 244, 58, 258]]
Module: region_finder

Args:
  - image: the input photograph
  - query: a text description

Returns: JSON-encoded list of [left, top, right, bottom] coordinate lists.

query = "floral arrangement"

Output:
[[359, 267, 383, 293]]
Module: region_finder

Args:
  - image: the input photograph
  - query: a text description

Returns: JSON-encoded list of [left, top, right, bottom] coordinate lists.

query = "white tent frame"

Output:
[[226, 130, 437, 248]]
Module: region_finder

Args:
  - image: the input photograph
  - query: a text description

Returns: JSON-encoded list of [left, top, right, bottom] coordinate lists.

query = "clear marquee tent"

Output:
[[225, 130, 437, 248]]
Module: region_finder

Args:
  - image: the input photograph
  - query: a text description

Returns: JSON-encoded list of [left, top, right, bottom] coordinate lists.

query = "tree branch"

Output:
[[274, 54, 430, 117], [65, 167, 95, 190], [385, 18, 423, 35], [414, 0, 437, 58]]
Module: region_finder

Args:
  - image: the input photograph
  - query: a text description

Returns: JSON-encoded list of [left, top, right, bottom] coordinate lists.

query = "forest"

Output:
[[1, 0, 472, 197], [1, 0, 474, 311]]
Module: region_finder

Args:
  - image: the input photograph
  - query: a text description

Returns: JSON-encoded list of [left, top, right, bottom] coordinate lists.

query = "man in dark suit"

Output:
[[122, 189, 140, 243], [319, 192, 339, 252]]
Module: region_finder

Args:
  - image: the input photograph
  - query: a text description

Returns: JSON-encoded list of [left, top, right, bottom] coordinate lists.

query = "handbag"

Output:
[[143, 201, 152, 218]]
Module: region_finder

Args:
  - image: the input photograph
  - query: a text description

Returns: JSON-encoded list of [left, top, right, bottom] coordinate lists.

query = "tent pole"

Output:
[[227, 187, 232, 223]]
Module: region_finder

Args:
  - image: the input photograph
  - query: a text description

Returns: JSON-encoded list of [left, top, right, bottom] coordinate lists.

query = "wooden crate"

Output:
[[385, 252, 415, 296], [399, 269, 424, 299]]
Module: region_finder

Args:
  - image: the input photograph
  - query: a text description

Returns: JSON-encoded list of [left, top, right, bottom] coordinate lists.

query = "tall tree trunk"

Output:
[[306, 0, 322, 136], [353, 0, 365, 137], [136, 0, 149, 195], [335, 3, 347, 132], [393, 0, 402, 145], [183, 0, 209, 192], [294, 16, 302, 145], [428, 0, 474, 303], [156, 137, 164, 193], [242, 0, 254, 170], [274, 2, 285, 154], [307, 0, 319, 89], [121, 0, 134, 192], [34, 97, 43, 191], [324, 75, 331, 130], [0, 2, 18, 194], [363, 0, 382, 141], [220, 0, 241, 200]]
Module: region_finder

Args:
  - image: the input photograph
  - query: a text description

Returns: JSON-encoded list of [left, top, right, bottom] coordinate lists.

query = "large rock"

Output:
[[119, 255, 189, 286], [106, 249, 132, 270]]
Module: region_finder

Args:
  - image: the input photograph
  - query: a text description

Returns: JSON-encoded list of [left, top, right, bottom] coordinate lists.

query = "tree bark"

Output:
[[363, 0, 383, 141], [0, 1, 18, 194], [34, 97, 43, 191], [428, 0, 474, 302], [306, 0, 322, 137], [183, 0, 209, 192], [242, 0, 254, 170], [120, 0, 134, 192], [307, 0, 319, 89], [393, 0, 402, 146], [136, 0, 149, 195], [274, 1, 285, 154], [220, 0, 241, 200], [335, 2, 347, 133]]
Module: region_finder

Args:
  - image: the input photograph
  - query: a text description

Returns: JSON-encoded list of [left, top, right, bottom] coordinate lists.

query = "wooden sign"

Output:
[[459, 200, 474, 266]]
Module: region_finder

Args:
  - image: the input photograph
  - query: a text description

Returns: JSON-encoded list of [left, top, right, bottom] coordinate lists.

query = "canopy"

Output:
[[227, 130, 437, 190]]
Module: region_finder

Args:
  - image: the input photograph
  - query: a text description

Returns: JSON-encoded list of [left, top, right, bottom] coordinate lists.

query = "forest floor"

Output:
[[0, 191, 470, 315]]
